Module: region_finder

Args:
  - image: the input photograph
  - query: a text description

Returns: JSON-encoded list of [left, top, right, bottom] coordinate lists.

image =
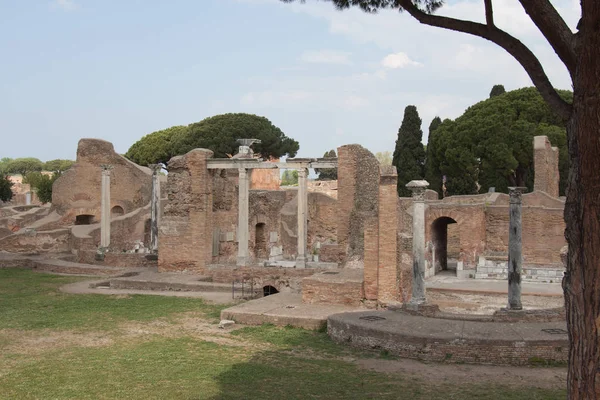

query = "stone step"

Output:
[[31, 260, 126, 276], [106, 278, 261, 294]]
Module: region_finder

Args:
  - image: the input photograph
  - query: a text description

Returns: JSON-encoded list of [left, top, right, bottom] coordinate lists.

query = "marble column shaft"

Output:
[[100, 166, 112, 249], [508, 187, 526, 310], [237, 168, 249, 267], [149, 164, 161, 253], [296, 168, 308, 268], [406, 180, 429, 305]]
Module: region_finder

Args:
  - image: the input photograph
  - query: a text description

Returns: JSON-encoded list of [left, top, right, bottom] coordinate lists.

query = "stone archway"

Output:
[[263, 285, 279, 297], [431, 216, 458, 275], [75, 214, 95, 225]]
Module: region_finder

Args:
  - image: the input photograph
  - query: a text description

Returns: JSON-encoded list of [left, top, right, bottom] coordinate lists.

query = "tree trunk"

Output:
[[563, 4, 600, 397]]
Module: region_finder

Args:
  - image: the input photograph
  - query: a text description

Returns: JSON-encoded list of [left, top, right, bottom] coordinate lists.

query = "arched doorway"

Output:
[[431, 217, 458, 275], [263, 285, 279, 297], [75, 214, 95, 225], [255, 222, 268, 259], [111, 206, 124, 217]]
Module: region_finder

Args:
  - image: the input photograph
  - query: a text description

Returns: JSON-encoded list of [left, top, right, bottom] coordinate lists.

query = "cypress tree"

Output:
[[392, 105, 426, 197], [424, 116, 443, 195]]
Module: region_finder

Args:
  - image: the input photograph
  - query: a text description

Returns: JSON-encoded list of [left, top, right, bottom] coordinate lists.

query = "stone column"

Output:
[[100, 164, 113, 250], [149, 164, 161, 255], [296, 168, 308, 268], [508, 186, 526, 310], [406, 180, 429, 305], [237, 168, 249, 267]]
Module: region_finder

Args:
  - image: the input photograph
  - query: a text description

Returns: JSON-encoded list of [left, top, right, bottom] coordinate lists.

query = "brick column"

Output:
[[406, 180, 429, 305], [377, 167, 399, 303], [296, 168, 308, 268], [508, 186, 526, 310], [149, 164, 161, 256], [237, 167, 249, 267], [158, 149, 213, 272], [100, 164, 113, 250]]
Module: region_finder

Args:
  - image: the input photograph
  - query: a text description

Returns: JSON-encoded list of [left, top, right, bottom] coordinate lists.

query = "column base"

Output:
[[237, 256, 248, 267], [295, 256, 308, 269], [95, 246, 108, 261]]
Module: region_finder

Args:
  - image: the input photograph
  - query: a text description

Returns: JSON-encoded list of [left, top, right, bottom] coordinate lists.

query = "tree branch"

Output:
[[517, 0, 576, 76], [484, 0, 494, 27], [397, 0, 572, 121]]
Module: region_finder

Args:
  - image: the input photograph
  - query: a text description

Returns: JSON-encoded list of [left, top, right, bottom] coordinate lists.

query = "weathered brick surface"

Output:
[[158, 149, 213, 273], [302, 270, 364, 306], [336, 144, 379, 265], [377, 169, 399, 303], [0, 228, 71, 253], [363, 216, 379, 300], [425, 205, 487, 269], [485, 206, 565, 265], [209, 266, 316, 293], [52, 139, 152, 225], [533, 135, 560, 197]]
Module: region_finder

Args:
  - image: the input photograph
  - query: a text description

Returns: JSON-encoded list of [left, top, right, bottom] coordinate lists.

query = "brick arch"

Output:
[[426, 205, 486, 269]]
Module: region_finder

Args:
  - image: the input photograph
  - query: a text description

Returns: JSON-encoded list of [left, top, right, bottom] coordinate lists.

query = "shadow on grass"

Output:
[[209, 324, 566, 400]]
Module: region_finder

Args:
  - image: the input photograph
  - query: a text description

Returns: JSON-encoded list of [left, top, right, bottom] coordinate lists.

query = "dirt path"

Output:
[[356, 357, 566, 389]]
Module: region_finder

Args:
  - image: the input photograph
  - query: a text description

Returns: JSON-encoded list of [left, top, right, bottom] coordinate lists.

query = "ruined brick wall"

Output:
[[52, 139, 152, 224], [307, 192, 337, 249], [308, 180, 338, 199], [425, 205, 487, 269], [485, 206, 566, 265], [212, 169, 239, 263], [376, 167, 400, 303], [158, 149, 213, 272], [249, 190, 287, 261], [250, 159, 281, 190], [533, 135, 560, 197], [337, 144, 380, 266], [397, 198, 414, 301], [86, 206, 151, 253]]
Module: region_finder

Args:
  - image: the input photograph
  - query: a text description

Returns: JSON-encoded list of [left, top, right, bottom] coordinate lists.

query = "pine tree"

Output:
[[489, 84, 506, 98], [392, 105, 426, 197], [315, 149, 337, 180]]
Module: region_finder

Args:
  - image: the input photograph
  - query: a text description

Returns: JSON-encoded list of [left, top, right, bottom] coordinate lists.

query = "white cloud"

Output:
[[381, 52, 422, 69], [344, 95, 369, 109], [300, 50, 352, 65], [52, 0, 78, 11]]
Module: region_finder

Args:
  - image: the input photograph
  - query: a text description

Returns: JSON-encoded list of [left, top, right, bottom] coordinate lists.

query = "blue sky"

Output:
[[0, 0, 578, 162]]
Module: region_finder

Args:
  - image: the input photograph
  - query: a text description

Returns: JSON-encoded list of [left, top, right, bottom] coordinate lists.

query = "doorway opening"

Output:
[[431, 216, 459, 275], [255, 222, 268, 259], [263, 285, 279, 297], [75, 214, 95, 225]]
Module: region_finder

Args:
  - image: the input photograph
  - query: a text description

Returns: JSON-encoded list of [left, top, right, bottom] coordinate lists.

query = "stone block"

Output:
[[269, 231, 278, 243]]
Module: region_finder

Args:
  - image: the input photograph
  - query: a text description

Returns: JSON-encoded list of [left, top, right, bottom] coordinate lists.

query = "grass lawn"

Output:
[[0, 268, 566, 400]]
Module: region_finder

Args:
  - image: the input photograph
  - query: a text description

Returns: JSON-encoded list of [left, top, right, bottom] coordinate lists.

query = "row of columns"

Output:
[[236, 167, 308, 267], [406, 181, 524, 310]]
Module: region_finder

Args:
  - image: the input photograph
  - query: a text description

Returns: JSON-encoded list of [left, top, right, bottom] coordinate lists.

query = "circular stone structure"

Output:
[[327, 309, 568, 366]]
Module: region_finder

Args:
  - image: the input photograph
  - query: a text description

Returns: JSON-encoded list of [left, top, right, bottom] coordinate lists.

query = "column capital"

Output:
[[100, 164, 113, 175], [296, 168, 308, 178], [148, 164, 162, 174], [508, 186, 527, 203], [406, 180, 429, 201]]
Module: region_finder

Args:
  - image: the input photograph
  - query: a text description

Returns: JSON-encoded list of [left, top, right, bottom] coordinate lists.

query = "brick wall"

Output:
[[158, 149, 213, 272], [533, 135, 560, 197], [52, 139, 152, 225], [377, 169, 399, 303], [336, 144, 380, 265], [485, 206, 566, 265]]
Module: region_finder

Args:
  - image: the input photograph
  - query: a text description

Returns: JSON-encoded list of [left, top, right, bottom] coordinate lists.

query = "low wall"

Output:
[[208, 265, 318, 293], [77, 250, 157, 269], [475, 256, 565, 283]]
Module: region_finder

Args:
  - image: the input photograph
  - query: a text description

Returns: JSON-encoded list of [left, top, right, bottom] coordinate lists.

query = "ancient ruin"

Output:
[[0, 133, 570, 365]]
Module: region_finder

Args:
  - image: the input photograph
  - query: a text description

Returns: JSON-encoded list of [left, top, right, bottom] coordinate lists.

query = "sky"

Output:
[[0, 0, 579, 162]]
